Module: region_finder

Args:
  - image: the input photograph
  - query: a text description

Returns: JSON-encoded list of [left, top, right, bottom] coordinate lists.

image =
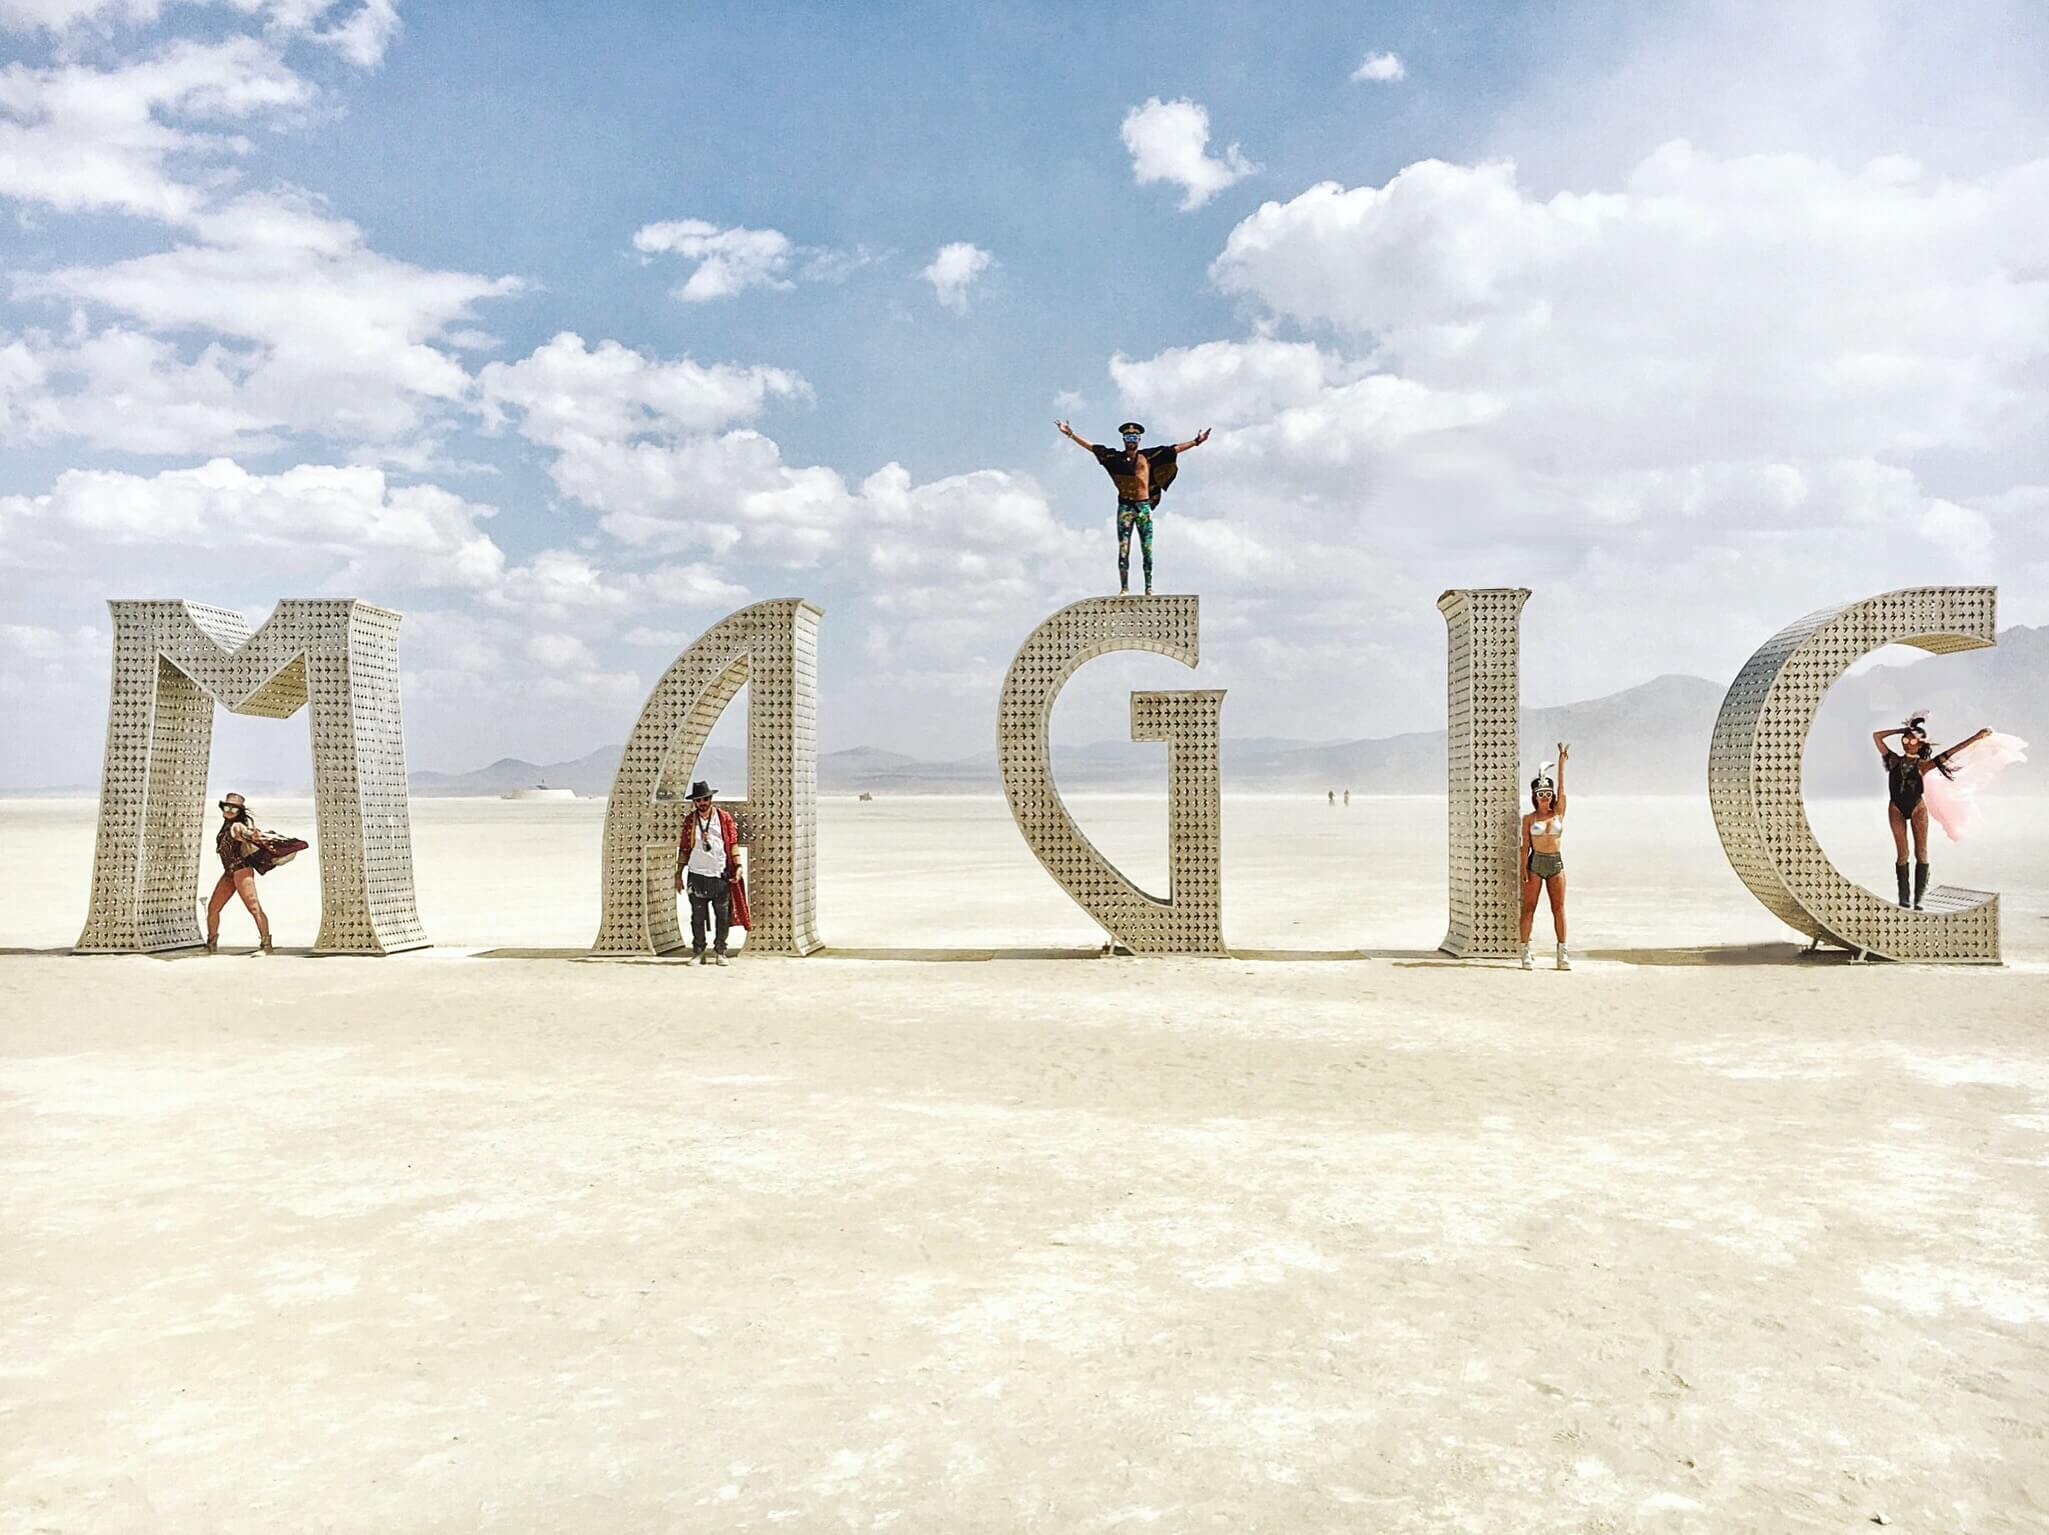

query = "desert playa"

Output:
[[4, 792, 2048, 1532]]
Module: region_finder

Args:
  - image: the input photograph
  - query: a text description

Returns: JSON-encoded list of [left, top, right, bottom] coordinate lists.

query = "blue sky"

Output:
[[3, 0, 2047, 786]]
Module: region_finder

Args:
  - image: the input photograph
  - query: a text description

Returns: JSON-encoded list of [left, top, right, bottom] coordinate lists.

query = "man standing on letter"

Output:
[[1057, 419, 1210, 596], [674, 779, 739, 965]]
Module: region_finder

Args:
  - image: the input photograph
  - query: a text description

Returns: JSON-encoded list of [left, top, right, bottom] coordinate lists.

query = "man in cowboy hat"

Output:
[[673, 779, 740, 965], [1055, 418, 1212, 596]]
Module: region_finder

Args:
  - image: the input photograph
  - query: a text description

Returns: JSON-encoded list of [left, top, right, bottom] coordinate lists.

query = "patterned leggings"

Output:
[[1116, 500, 1154, 590]]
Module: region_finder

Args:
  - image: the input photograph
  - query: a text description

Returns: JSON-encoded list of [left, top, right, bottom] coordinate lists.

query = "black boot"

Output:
[[1914, 862, 1930, 910], [1895, 863, 1911, 907]]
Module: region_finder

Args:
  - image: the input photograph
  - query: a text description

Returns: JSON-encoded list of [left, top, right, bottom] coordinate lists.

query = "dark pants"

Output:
[[687, 872, 732, 955]]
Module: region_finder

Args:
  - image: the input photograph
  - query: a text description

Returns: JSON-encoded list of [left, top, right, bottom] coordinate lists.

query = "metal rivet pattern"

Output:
[[593, 599, 823, 956], [1709, 586, 2001, 962], [75, 599, 428, 955], [997, 596, 1226, 955], [1438, 588, 1530, 958]]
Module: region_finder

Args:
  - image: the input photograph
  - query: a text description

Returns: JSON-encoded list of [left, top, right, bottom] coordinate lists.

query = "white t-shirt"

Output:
[[683, 811, 728, 878]]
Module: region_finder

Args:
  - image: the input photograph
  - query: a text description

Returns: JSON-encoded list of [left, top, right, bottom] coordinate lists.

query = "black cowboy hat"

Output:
[[1117, 421, 1145, 437], [687, 780, 716, 800]]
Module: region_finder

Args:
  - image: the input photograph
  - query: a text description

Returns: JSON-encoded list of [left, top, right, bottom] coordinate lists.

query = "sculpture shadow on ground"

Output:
[[1580, 943, 1835, 967], [452, 944, 1857, 966]]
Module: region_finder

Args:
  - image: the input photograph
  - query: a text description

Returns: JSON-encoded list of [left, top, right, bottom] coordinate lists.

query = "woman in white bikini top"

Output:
[[1519, 742, 1570, 971]]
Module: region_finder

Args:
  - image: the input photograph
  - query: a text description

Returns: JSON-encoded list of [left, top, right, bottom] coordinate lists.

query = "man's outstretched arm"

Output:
[[1056, 420, 1098, 452], [1171, 427, 1213, 452]]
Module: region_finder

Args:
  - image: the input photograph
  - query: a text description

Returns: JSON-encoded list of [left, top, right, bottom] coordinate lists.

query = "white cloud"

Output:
[[632, 219, 796, 302], [309, 0, 399, 68], [481, 548, 752, 624], [0, 623, 104, 773], [1211, 146, 2049, 468], [524, 629, 598, 671], [1120, 97, 1257, 211], [0, 621, 101, 666], [0, 0, 400, 63], [1352, 51, 1406, 83], [0, 38, 310, 224], [477, 331, 805, 447], [557, 429, 849, 563], [631, 219, 882, 302], [846, 462, 1097, 706], [0, 13, 502, 457], [399, 606, 644, 758], [1488, 0, 2047, 189], [628, 563, 751, 609], [621, 625, 690, 648], [798, 243, 888, 284], [478, 332, 841, 563], [15, 189, 523, 444], [920, 242, 992, 312], [0, 0, 162, 29], [0, 322, 279, 453], [1100, 139, 2049, 720], [1110, 339, 1360, 430], [0, 457, 506, 590], [486, 548, 629, 620], [470, 330, 1098, 708]]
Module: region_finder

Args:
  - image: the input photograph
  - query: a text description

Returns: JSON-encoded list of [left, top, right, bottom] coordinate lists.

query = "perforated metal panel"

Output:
[[1708, 586, 2000, 963], [593, 599, 823, 956], [997, 596, 1226, 955], [76, 599, 428, 955], [1438, 588, 1529, 958]]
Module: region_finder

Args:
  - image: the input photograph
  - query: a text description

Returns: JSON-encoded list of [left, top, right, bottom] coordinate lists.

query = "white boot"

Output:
[[1519, 943, 1533, 970], [1555, 942, 1571, 971]]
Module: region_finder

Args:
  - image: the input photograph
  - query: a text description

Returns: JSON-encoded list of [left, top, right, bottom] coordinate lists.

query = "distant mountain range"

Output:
[[404, 624, 2045, 798]]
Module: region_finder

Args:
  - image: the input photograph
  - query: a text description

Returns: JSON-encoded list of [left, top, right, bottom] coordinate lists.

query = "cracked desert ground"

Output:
[[4, 793, 2047, 1533]]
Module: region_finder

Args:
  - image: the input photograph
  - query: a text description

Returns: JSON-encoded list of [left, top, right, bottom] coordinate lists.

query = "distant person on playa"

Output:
[[205, 792, 306, 955], [674, 779, 743, 965], [1328, 789, 1335, 805], [1519, 744, 1569, 971], [1871, 713, 2024, 908], [1056, 418, 1210, 596]]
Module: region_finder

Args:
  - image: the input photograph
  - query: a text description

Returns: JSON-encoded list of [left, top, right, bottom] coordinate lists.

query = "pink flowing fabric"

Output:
[[1921, 732, 2029, 842]]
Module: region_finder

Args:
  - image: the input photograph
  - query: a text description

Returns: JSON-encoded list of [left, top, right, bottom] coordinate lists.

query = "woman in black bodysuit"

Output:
[[1871, 714, 1993, 909]]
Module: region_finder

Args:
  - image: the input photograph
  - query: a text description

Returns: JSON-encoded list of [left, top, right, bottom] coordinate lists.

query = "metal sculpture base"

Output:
[[997, 595, 1225, 955], [1709, 586, 2000, 963], [77, 599, 427, 955], [1438, 588, 1529, 958], [594, 599, 823, 956]]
